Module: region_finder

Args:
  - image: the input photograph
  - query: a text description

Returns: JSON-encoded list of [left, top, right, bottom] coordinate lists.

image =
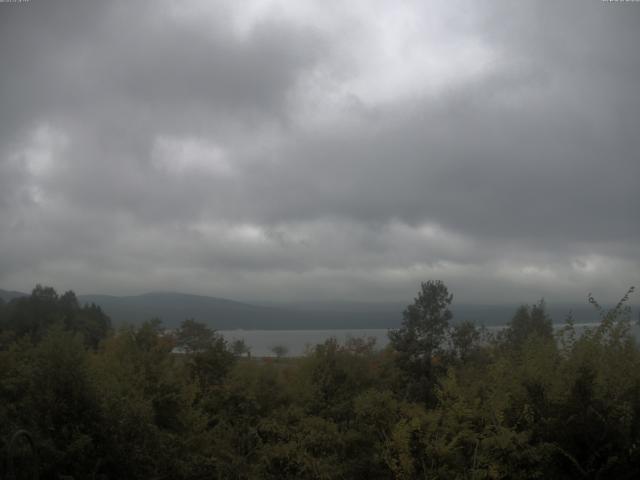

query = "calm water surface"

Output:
[[219, 329, 390, 357], [220, 322, 639, 357]]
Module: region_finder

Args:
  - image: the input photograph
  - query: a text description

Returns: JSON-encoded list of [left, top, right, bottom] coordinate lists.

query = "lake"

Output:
[[220, 322, 639, 357], [219, 329, 391, 357]]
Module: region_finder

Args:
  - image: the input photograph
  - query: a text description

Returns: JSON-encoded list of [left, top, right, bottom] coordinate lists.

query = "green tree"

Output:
[[504, 300, 553, 349], [189, 337, 236, 388], [450, 320, 481, 363], [22, 326, 103, 478], [172, 319, 236, 389], [271, 344, 289, 359], [175, 318, 215, 353], [4, 285, 61, 341], [232, 338, 251, 358], [388, 280, 453, 403], [0, 286, 110, 348]]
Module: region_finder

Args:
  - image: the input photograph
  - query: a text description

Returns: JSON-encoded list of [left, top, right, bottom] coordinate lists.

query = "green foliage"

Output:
[[1, 282, 639, 479], [175, 318, 216, 353], [173, 318, 236, 390], [89, 319, 209, 479], [0, 285, 110, 348], [189, 338, 236, 389], [231, 338, 251, 357], [450, 319, 482, 363], [503, 300, 554, 350], [388, 280, 454, 404], [0, 326, 102, 478]]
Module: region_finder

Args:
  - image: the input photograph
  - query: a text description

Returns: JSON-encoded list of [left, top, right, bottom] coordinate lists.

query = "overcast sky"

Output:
[[0, 0, 638, 304]]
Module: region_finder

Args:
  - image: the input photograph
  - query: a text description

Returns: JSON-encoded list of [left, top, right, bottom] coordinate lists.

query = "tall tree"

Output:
[[174, 318, 215, 354], [504, 300, 553, 349], [174, 319, 235, 388], [389, 280, 453, 404]]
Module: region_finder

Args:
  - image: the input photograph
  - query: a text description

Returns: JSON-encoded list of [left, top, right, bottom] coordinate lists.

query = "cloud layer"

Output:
[[1, 0, 638, 304]]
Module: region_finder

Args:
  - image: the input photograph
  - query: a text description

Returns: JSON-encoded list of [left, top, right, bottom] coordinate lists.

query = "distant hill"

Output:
[[0, 289, 27, 302], [2, 288, 636, 330], [77, 292, 401, 330], [76, 293, 627, 330]]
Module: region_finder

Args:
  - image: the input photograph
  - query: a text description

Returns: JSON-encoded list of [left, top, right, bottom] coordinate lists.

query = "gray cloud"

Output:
[[0, 0, 638, 305]]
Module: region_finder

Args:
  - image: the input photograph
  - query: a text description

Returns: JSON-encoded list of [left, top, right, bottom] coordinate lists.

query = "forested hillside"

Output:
[[0, 289, 615, 330], [1, 282, 639, 479]]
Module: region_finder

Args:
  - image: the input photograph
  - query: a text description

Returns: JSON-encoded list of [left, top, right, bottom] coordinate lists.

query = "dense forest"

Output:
[[0, 281, 639, 479]]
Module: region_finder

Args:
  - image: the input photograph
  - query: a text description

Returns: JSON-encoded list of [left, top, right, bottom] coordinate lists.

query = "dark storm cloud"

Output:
[[0, 0, 638, 303]]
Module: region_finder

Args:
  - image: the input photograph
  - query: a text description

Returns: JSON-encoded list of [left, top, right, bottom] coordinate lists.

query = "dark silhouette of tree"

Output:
[[389, 280, 453, 404], [450, 320, 481, 362], [0, 285, 110, 347], [504, 300, 553, 349], [1, 283, 639, 479], [173, 319, 235, 387], [271, 344, 288, 359], [231, 338, 251, 358], [190, 335, 235, 387], [174, 318, 215, 353]]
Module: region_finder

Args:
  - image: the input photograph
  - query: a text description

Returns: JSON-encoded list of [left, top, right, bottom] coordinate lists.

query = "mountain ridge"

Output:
[[2, 288, 636, 330]]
